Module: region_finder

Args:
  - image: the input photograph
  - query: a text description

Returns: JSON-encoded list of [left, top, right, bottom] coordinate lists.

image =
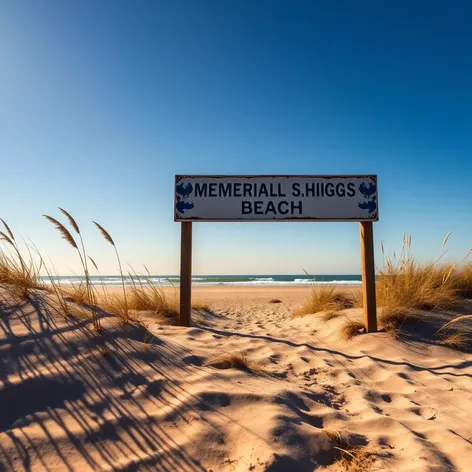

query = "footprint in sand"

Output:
[[410, 407, 437, 420]]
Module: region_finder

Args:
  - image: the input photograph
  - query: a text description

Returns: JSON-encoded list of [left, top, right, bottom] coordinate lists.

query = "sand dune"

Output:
[[1, 286, 472, 471]]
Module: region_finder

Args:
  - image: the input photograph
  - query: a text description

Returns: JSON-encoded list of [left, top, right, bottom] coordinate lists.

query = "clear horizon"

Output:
[[1, 1, 471, 276]]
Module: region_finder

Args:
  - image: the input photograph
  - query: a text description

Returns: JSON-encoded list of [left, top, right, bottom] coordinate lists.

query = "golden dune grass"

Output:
[[376, 234, 465, 312], [440, 330, 469, 351], [320, 310, 341, 322], [454, 262, 472, 298], [378, 234, 472, 337], [339, 320, 365, 341], [93, 221, 129, 321], [0, 221, 43, 296], [101, 283, 212, 323], [44, 211, 101, 332], [191, 300, 212, 312], [378, 306, 416, 330], [60, 283, 91, 305], [208, 352, 266, 374], [294, 286, 358, 317], [320, 429, 376, 472], [0, 253, 42, 296], [335, 445, 376, 472]]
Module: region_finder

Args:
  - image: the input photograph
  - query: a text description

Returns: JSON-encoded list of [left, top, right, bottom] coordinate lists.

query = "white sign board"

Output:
[[175, 175, 378, 222]]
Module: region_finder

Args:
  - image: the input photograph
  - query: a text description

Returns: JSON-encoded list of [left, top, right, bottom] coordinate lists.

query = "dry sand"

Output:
[[1, 285, 472, 471]]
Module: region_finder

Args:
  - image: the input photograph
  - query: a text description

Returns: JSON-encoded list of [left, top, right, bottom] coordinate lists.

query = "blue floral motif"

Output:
[[359, 183, 376, 199], [358, 200, 377, 214]]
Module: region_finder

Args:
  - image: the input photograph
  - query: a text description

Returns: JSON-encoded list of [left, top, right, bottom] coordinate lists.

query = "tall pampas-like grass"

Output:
[[43, 216, 78, 249], [57, 208, 97, 308], [1, 219, 27, 274], [43, 213, 101, 332], [376, 233, 458, 311], [93, 221, 128, 321], [0, 220, 42, 296]]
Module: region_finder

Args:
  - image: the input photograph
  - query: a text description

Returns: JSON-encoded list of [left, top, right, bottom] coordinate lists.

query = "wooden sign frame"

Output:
[[176, 175, 378, 332]]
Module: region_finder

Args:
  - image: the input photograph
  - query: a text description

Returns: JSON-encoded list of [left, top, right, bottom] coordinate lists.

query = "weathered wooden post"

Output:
[[179, 222, 192, 327], [360, 221, 377, 332]]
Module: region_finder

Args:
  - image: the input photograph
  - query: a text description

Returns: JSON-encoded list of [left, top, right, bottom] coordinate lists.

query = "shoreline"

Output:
[[97, 284, 361, 303]]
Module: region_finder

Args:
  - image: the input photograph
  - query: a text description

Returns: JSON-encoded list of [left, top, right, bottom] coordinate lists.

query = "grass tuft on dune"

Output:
[[340, 320, 365, 341], [208, 352, 267, 374], [440, 330, 469, 351], [0, 252, 43, 297], [60, 283, 91, 305], [377, 234, 459, 312], [294, 286, 357, 317], [0, 221, 44, 297], [335, 445, 377, 472]]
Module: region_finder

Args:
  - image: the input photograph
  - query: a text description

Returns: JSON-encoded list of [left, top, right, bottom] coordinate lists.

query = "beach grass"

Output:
[[93, 221, 129, 321], [0, 220, 43, 297], [454, 261, 472, 298], [191, 300, 212, 312], [0, 251, 42, 297], [378, 306, 416, 331], [320, 310, 341, 322], [208, 352, 266, 373], [320, 429, 376, 472], [294, 286, 357, 317], [340, 320, 365, 340], [376, 234, 460, 312], [376, 234, 472, 339], [44, 211, 101, 332], [440, 330, 469, 351], [60, 282, 90, 305], [335, 445, 376, 472]]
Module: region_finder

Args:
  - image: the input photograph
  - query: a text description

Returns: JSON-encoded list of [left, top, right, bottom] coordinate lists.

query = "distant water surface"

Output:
[[41, 274, 362, 287]]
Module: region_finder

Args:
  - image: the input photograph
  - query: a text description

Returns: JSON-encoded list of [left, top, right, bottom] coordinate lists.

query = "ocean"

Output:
[[40, 274, 362, 287]]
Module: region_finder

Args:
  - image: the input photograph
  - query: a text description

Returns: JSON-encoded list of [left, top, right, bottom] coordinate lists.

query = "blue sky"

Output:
[[1, 1, 471, 275]]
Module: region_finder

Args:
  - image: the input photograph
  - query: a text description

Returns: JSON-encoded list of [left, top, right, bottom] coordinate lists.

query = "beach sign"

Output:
[[175, 175, 378, 334], [175, 175, 378, 222]]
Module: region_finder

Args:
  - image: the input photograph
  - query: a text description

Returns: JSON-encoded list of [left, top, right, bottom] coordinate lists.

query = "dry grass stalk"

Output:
[[0, 219, 15, 241], [321, 429, 376, 471], [440, 330, 469, 351], [334, 445, 376, 472], [192, 300, 211, 312], [58, 208, 100, 322], [104, 293, 130, 320], [43, 216, 78, 249], [321, 311, 340, 322], [43, 275, 69, 317], [26, 242, 71, 318], [453, 261, 472, 298], [60, 283, 90, 304], [379, 306, 415, 331], [208, 352, 266, 374], [44, 213, 101, 332], [1, 220, 30, 280], [340, 320, 365, 341], [439, 314, 472, 331], [0, 252, 42, 297], [0, 221, 43, 297], [294, 286, 356, 317], [88, 256, 98, 271], [99, 280, 182, 323], [376, 234, 459, 311], [93, 221, 128, 321], [441, 232, 453, 248], [58, 208, 80, 234], [321, 429, 349, 446]]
